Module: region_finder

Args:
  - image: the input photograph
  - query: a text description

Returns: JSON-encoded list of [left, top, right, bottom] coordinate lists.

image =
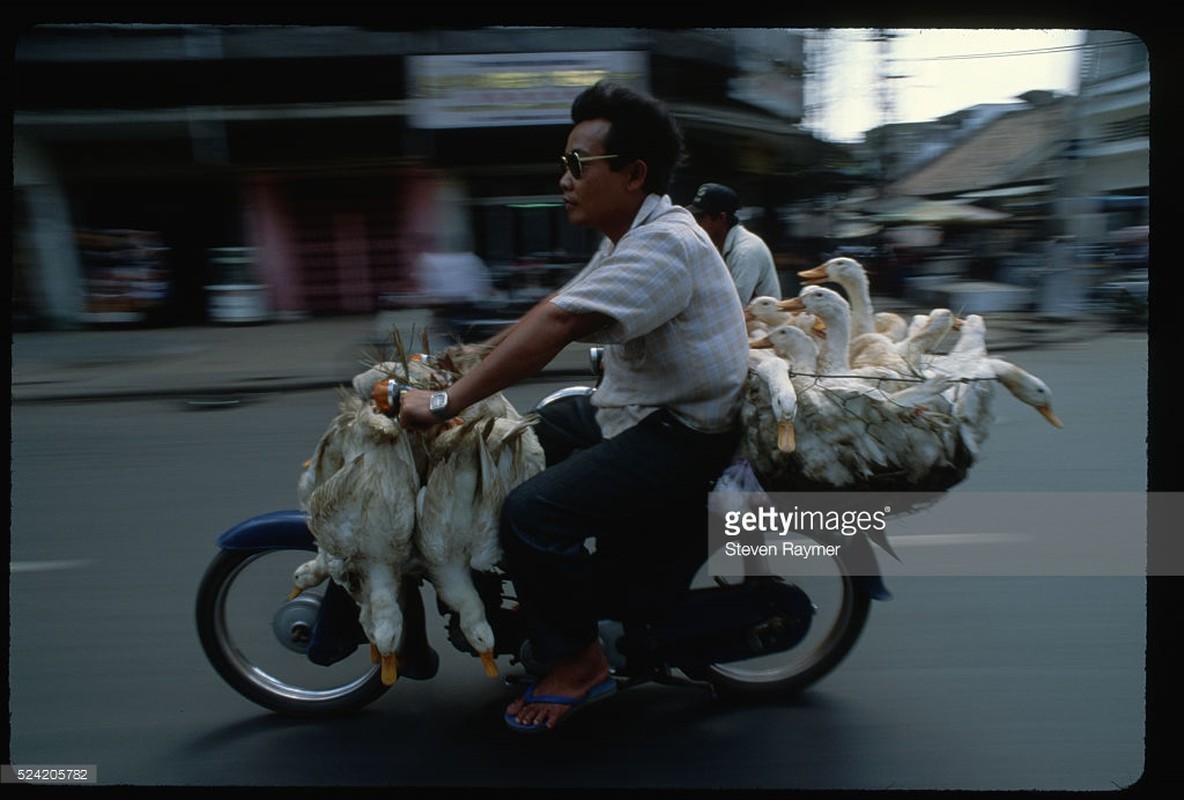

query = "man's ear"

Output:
[[625, 159, 648, 192]]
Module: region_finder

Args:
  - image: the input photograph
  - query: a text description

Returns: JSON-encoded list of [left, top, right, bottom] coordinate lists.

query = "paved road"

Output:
[[8, 324, 1166, 792]]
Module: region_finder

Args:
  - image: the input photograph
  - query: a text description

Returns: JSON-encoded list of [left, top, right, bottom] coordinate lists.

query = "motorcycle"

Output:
[[195, 356, 890, 717]]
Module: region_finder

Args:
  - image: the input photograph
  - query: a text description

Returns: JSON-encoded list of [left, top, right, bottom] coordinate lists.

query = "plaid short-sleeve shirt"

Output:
[[552, 194, 750, 438]]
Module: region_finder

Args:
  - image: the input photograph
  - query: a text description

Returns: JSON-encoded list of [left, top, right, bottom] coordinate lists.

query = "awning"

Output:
[[884, 225, 943, 248], [956, 184, 1052, 200], [1095, 195, 1148, 210], [870, 199, 1010, 225], [832, 221, 882, 239], [1109, 225, 1148, 243]]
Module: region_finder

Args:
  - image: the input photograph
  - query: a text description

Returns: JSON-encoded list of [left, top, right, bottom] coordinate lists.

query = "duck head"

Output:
[[797, 256, 865, 287]]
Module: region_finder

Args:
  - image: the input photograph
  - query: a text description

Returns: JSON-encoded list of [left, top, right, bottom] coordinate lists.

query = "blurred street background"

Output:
[[12, 27, 1148, 336], [8, 23, 1170, 794]]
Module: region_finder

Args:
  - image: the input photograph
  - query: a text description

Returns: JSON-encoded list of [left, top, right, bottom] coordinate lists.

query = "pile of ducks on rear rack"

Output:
[[739, 257, 1062, 493], [286, 257, 1063, 687]]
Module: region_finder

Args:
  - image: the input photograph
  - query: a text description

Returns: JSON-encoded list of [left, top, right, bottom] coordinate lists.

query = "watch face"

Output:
[[430, 392, 448, 412]]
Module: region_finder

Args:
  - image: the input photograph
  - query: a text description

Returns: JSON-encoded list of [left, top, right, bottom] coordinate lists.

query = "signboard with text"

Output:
[[406, 51, 649, 129]]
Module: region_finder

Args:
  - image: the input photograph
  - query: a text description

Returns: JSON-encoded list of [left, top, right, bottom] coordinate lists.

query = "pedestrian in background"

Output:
[[687, 182, 780, 304]]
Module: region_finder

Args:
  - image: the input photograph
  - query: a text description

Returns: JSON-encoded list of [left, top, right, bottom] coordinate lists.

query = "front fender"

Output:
[[215, 509, 316, 551]]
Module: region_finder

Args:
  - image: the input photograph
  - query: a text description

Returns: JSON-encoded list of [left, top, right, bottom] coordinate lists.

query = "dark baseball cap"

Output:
[[686, 183, 740, 216]]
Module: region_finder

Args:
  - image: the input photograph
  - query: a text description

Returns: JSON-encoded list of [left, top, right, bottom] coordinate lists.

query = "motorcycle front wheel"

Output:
[[196, 547, 391, 716], [680, 533, 872, 701]]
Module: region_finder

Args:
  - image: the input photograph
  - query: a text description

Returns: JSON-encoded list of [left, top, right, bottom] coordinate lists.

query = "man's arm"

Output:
[[397, 299, 610, 428]]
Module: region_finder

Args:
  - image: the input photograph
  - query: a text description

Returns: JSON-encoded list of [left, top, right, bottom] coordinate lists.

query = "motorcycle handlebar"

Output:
[[373, 379, 418, 416]]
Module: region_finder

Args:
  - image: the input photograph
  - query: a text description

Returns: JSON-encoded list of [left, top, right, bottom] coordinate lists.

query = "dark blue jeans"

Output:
[[499, 394, 739, 667]]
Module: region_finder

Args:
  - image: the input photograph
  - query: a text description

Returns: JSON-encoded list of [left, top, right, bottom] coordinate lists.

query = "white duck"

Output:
[[415, 421, 505, 679], [293, 392, 356, 595], [777, 284, 906, 384], [746, 295, 796, 328], [777, 285, 854, 375], [989, 358, 1063, 429], [300, 392, 422, 686], [923, 348, 1063, 454], [797, 256, 909, 342], [740, 324, 822, 478], [849, 331, 915, 375], [480, 413, 546, 495], [773, 382, 878, 487], [744, 349, 800, 455], [874, 312, 910, 343], [413, 342, 544, 677], [931, 314, 992, 450], [747, 295, 824, 340], [750, 322, 820, 375], [895, 308, 959, 368], [750, 321, 822, 392], [949, 313, 988, 358]]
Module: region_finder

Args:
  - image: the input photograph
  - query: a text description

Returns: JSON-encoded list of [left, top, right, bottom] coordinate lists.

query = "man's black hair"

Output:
[[570, 80, 686, 195]]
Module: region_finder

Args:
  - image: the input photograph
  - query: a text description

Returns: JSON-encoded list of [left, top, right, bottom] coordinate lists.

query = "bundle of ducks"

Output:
[[739, 257, 1063, 493], [291, 333, 545, 686]]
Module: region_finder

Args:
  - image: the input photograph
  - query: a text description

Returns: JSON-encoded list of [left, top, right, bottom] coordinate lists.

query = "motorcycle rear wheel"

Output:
[[196, 547, 391, 716], [680, 545, 871, 701]]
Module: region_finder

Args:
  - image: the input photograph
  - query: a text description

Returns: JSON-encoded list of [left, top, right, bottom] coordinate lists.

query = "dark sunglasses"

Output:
[[560, 150, 619, 179]]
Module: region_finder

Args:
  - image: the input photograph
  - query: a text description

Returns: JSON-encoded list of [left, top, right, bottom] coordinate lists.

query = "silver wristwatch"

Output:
[[428, 391, 451, 420]]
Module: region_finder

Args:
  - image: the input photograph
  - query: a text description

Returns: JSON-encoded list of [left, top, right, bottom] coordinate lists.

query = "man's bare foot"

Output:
[[505, 641, 612, 730]]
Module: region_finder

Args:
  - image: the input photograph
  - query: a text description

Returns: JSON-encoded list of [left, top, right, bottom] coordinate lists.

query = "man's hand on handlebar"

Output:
[[396, 387, 441, 431], [370, 380, 446, 431]]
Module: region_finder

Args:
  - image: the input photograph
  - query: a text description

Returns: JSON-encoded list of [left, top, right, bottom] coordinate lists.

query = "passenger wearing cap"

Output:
[[687, 182, 781, 304]]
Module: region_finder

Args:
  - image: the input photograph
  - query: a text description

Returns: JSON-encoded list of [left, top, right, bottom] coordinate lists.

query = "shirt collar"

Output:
[[631, 193, 672, 230], [601, 194, 673, 255]]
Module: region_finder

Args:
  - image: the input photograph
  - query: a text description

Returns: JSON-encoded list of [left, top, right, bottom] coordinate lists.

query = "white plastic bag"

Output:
[[707, 459, 771, 518]]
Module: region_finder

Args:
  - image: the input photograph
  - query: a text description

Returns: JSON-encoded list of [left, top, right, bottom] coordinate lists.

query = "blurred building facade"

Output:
[[13, 25, 851, 330], [855, 29, 1148, 236], [863, 102, 1030, 184], [798, 31, 1150, 313], [1065, 30, 1149, 236]]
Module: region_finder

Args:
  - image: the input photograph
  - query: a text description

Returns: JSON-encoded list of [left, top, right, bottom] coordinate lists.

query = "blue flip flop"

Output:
[[503, 676, 617, 733]]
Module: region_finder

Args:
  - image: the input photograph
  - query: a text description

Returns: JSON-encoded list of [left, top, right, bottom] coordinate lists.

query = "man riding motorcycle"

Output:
[[390, 81, 749, 732]]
